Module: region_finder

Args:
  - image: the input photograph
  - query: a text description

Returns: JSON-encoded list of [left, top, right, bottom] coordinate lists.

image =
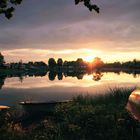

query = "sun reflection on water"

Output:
[[2, 72, 140, 89]]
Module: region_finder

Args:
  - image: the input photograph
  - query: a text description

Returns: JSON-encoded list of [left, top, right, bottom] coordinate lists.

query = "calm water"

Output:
[[0, 72, 140, 106]]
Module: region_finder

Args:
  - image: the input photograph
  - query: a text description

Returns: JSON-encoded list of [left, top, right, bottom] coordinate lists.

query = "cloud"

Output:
[[2, 48, 140, 63], [0, 0, 140, 60]]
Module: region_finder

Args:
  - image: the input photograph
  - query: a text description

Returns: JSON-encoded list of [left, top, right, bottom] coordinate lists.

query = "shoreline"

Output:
[[0, 87, 140, 140]]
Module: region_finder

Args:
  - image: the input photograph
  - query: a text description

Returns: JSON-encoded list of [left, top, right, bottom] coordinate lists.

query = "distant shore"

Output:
[[1, 67, 140, 74], [102, 67, 140, 73], [0, 68, 47, 76]]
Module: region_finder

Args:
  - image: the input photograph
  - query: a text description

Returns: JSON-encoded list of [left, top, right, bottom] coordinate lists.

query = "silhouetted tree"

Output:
[[0, 52, 5, 67], [0, 76, 6, 89], [57, 58, 63, 67], [0, 0, 22, 19], [133, 59, 137, 67], [75, 0, 99, 13], [63, 61, 68, 66], [76, 58, 84, 66], [113, 62, 121, 67], [0, 0, 99, 19], [48, 58, 56, 69], [34, 61, 47, 67], [18, 59, 23, 69], [92, 57, 104, 69]]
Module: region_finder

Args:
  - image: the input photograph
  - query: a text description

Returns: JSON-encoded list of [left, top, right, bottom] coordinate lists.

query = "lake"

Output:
[[0, 71, 140, 107]]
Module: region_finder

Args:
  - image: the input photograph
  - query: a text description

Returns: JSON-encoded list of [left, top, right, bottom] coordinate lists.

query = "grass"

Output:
[[0, 87, 140, 140]]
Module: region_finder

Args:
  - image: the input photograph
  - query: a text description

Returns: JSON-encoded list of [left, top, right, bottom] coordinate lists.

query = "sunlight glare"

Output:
[[83, 56, 94, 62]]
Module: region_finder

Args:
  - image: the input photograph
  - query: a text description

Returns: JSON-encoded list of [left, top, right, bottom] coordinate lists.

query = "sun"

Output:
[[83, 56, 94, 62]]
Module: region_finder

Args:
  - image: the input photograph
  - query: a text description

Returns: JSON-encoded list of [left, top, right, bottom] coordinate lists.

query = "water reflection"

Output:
[[47, 70, 140, 81], [0, 75, 6, 89], [48, 72, 57, 81], [57, 73, 63, 80], [0, 71, 140, 107], [126, 90, 140, 122], [0, 70, 140, 90], [92, 72, 103, 81]]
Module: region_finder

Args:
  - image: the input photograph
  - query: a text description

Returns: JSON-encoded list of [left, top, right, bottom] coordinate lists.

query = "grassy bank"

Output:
[[0, 88, 140, 140]]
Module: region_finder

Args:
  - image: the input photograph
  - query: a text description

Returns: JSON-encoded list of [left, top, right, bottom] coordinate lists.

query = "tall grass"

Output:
[[0, 87, 139, 140], [54, 87, 139, 140], [73, 87, 135, 106]]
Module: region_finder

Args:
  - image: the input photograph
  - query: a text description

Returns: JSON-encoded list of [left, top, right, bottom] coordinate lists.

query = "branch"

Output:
[[75, 0, 100, 13], [0, 0, 99, 20], [0, 0, 22, 19]]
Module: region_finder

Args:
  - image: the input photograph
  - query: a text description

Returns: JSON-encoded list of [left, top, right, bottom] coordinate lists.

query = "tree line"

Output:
[[103, 59, 140, 69], [1, 52, 140, 71]]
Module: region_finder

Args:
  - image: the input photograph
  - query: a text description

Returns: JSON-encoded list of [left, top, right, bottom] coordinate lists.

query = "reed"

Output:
[[0, 87, 139, 140]]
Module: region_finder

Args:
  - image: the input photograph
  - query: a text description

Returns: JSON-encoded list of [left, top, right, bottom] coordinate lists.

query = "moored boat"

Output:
[[19, 100, 71, 114]]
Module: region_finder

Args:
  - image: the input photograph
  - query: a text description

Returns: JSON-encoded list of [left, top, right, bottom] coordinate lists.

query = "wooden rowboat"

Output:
[[19, 100, 71, 114], [0, 105, 10, 109]]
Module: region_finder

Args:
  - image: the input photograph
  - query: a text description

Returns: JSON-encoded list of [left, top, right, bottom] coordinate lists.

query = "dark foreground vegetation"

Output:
[[0, 88, 140, 140]]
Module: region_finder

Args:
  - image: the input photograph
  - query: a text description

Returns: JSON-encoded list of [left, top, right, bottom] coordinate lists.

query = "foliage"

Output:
[[55, 88, 137, 140], [75, 0, 99, 13], [0, 52, 5, 66], [0, 0, 22, 19], [92, 57, 104, 69], [48, 58, 57, 69], [57, 58, 63, 67], [0, 88, 140, 140], [103, 59, 140, 69], [0, 0, 99, 19]]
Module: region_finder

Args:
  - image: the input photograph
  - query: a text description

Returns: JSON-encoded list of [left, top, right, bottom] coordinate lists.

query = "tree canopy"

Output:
[[0, 0, 99, 19], [0, 52, 5, 66]]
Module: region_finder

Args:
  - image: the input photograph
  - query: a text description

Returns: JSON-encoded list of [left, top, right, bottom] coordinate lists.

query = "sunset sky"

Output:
[[0, 0, 140, 63]]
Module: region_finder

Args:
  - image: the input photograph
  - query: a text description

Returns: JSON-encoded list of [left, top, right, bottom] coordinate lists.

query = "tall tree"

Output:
[[48, 58, 56, 69], [57, 58, 63, 67], [92, 57, 104, 69], [0, 52, 5, 67], [0, 0, 99, 19]]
